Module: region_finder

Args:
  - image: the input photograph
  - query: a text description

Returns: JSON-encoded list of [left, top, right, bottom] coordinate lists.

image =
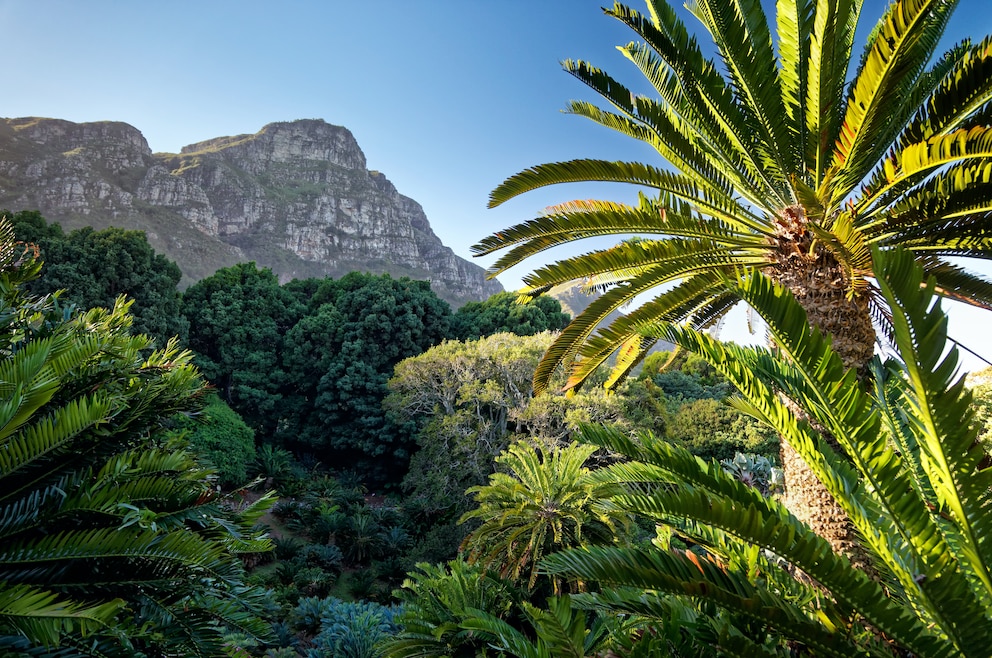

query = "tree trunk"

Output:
[[769, 212, 876, 569]]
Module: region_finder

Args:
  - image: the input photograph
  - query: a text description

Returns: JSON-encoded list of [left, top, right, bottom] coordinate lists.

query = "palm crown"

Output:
[[476, 0, 992, 391]]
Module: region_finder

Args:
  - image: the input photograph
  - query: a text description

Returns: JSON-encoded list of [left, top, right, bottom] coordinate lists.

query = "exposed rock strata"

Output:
[[0, 117, 502, 305]]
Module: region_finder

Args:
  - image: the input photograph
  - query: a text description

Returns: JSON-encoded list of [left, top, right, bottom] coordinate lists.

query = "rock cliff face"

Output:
[[0, 117, 502, 305]]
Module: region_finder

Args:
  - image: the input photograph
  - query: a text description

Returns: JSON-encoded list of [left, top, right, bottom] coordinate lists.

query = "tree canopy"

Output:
[[6, 209, 188, 346], [182, 261, 305, 436], [452, 291, 570, 340]]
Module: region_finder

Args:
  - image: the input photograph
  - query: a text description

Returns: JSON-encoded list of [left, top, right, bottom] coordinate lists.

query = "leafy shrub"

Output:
[[308, 599, 401, 658], [345, 513, 385, 563], [276, 561, 302, 586], [654, 369, 731, 402], [348, 570, 379, 600], [301, 543, 345, 573], [254, 445, 297, 487], [381, 526, 410, 555], [269, 621, 298, 651], [169, 393, 256, 487], [271, 499, 302, 520], [402, 522, 467, 566], [292, 596, 336, 635], [294, 566, 336, 598], [668, 397, 778, 461], [263, 648, 299, 658], [273, 536, 304, 561]]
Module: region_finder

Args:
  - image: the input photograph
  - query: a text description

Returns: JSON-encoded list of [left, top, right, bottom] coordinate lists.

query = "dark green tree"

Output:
[[6, 209, 188, 346], [453, 292, 570, 340], [168, 393, 257, 488], [280, 272, 452, 483], [182, 262, 305, 435]]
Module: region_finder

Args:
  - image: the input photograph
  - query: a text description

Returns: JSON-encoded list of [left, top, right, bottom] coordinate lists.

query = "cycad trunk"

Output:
[[769, 212, 876, 569]]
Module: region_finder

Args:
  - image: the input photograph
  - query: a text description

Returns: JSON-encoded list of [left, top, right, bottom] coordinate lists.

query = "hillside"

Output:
[[0, 117, 502, 305]]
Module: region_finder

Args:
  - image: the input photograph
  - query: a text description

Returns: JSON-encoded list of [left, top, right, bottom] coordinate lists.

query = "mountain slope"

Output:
[[0, 117, 502, 305]]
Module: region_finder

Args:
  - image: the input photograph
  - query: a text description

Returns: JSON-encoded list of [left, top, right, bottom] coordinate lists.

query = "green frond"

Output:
[[687, 0, 794, 194], [601, 335, 655, 392], [0, 394, 115, 480], [908, 37, 991, 144], [858, 126, 992, 212], [871, 357, 938, 506], [489, 160, 764, 230], [0, 484, 72, 541], [874, 246, 992, 601], [616, 37, 781, 212], [0, 583, 122, 648], [863, 162, 992, 241], [0, 526, 237, 581], [461, 615, 541, 658], [830, 0, 958, 203], [604, 2, 786, 208], [854, 37, 991, 211], [229, 489, 277, 530], [475, 197, 769, 278], [657, 276, 992, 647], [562, 94, 746, 206], [521, 238, 765, 294], [580, 425, 923, 640], [543, 545, 864, 658], [915, 255, 992, 309], [776, 0, 815, 169], [806, 0, 861, 183], [532, 266, 733, 393], [566, 277, 738, 390]]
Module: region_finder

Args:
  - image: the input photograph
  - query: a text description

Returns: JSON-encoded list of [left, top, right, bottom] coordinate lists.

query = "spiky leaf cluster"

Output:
[[0, 218, 274, 656], [544, 248, 992, 656], [478, 0, 992, 392]]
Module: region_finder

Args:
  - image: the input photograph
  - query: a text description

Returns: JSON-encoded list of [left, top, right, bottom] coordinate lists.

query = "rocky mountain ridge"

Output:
[[0, 117, 502, 305]]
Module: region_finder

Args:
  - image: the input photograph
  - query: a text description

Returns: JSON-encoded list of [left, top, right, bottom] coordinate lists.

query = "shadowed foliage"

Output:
[[0, 219, 274, 655]]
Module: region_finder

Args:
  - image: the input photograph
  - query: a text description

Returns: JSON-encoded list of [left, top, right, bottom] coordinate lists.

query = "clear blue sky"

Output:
[[2, 1, 992, 368]]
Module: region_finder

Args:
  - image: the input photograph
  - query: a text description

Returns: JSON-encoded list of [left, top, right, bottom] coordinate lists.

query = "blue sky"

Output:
[[3, 1, 992, 368]]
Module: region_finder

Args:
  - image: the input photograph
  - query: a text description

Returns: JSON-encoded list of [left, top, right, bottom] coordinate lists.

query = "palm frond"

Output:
[[543, 545, 868, 658], [605, 2, 786, 209], [806, 0, 861, 182], [0, 583, 122, 649], [874, 246, 992, 601], [830, 0, 959, 202], [533, 268, 730, 393], [776, 0, 815, 170], [688, 0, 794, 194]]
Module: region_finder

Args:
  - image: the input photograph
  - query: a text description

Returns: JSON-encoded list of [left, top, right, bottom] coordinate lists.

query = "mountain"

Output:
[[0, 117, 502, 305]]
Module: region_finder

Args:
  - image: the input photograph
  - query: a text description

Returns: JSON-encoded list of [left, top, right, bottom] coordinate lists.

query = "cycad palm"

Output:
[[544, 247, 992, 656], [477, 0, 992, 557], [459, 441, 627, 592], [0, 219, 273, 655]]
